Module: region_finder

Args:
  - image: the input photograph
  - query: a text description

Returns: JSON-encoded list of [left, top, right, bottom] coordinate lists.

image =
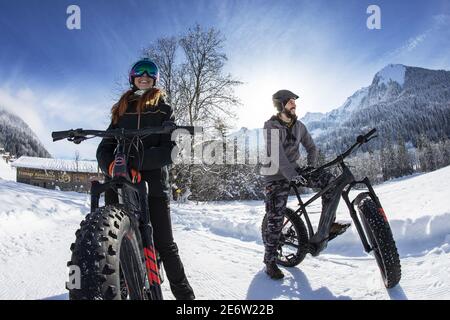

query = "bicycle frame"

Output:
[[290, 160, 379, 254]]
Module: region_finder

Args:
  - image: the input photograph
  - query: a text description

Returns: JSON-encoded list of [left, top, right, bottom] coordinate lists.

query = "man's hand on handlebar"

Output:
[[291, 174, 308, 186], [291, 166, 315, 186]]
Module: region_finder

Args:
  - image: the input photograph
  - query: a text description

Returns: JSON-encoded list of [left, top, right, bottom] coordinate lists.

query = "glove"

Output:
[[130, 168, 141, 183], [291, 174, 308, 186], [292, 166, 315, 186]]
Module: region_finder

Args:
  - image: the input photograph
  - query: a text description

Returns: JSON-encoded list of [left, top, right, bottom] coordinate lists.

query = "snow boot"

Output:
[[328, 222, 351, 241], [265, 262, 284, 280], [309, 222, 350, 256], [171, 281, 195, 300]]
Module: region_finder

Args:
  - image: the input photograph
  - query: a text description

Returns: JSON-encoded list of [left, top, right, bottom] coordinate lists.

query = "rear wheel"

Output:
[[67, 205, 149, 299], [262, 208, 309, 267], [356, 195, 401, 288]]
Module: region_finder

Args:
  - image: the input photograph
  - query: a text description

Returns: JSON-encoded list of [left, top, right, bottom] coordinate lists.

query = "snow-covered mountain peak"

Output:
[[301, 112, 325, 123], [337, 86, 369, 113], [374, 64, 406, 87]]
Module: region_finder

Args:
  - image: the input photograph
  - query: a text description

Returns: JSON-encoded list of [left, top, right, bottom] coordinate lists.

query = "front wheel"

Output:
[[262, 208, 309, 267], [356, 196, 401, 288], [67, 205, 151, 300]]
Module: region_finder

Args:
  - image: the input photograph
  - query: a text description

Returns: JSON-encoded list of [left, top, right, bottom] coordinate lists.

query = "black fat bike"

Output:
[[52, 125, 195, 299], [262, 129, 401, 288]]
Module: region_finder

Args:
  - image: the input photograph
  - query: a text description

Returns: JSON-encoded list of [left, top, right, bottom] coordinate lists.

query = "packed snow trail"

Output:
[[0, 159, 449, 300]]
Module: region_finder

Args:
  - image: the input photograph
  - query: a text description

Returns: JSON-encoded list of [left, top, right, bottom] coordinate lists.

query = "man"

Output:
[[261, 89, 350, 280]]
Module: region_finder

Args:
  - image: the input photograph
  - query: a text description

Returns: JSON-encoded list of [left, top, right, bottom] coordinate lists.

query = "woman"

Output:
[[96, 58, 195, 300]]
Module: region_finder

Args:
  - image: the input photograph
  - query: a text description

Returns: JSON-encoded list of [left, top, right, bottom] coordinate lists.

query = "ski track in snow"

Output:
[[0, 160, 450, 300]]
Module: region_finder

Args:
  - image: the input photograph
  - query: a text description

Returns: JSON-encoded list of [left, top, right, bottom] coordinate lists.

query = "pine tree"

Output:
[[395, 136, 413, 177]]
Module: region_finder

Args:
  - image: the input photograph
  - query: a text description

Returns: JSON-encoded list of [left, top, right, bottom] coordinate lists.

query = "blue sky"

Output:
[[0, 0, 449, 159]]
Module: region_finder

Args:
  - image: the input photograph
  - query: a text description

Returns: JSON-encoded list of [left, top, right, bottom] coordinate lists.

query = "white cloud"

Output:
[[0, 85, 112, 160], [383, 14, 450, 65]]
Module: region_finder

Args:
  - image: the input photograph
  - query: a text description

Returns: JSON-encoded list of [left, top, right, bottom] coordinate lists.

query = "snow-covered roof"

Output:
[[11, 156, 99, 173]]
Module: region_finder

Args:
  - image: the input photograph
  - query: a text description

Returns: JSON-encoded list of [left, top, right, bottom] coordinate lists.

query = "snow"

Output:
[[301, 112, 325, 123], [0, 158, 16, 181], [375, 64, 406, 87], [11, 156, 99, 173], [1, 164, 450, 300], [339, 87, 369, 114], [309, 128, 326, 138]]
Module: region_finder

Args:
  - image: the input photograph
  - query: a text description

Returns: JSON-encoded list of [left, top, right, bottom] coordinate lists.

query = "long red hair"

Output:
[[111, 88, 163, 125]]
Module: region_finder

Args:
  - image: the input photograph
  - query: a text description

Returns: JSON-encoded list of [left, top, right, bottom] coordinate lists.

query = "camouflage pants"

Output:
[[262, 170, 335, 264]]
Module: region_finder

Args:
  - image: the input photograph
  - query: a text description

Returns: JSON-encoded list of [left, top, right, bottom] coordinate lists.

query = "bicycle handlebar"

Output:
[[356, 128, 377, 144], [309, 128, 377, 174], [51, 125, 199, 143]]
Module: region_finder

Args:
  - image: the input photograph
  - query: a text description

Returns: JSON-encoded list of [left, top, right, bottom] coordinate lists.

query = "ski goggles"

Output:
[[129, 61, 159, 80]]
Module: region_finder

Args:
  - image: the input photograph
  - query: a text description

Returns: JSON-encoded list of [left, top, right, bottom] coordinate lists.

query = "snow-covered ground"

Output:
[[0, 158, 449, 300], [0, 158, 16, 181]]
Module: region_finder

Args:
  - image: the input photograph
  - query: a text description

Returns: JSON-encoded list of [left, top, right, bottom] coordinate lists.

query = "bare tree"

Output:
[[179, 24, 241, 128], [143, 24, 242, 128], [74, 150, 80, 172], [144, 37, 178, 108]]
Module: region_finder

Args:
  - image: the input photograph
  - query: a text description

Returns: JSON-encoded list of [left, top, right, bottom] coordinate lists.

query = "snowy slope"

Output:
[[374, 64, 406, 87], [1, 166, 450, 300]]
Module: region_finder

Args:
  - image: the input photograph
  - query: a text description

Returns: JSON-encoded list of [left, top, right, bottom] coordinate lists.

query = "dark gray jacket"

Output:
[[261, 116, 318, 183]]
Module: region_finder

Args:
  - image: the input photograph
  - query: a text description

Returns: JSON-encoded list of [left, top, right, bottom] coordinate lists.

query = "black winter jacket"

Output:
[[96, 92, 175, 197]]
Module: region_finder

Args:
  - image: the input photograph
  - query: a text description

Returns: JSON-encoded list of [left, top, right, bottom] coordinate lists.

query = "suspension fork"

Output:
[[342, 177, 378, 253], [91, 139, 128, 213], [90, 180, 114, 213]]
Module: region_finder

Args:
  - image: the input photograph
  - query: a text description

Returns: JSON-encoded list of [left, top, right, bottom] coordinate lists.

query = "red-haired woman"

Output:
[[96, 58, 195, 300]]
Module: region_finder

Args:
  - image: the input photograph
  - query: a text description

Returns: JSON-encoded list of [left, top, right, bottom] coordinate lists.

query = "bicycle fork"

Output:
[[342, 177, 381, 253]]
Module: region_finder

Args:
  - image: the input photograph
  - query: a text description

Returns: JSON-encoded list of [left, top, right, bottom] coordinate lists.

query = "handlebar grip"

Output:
[[51, 130, 72, 142], [357, 128, 377, 144], [365, 128, 377, 138]]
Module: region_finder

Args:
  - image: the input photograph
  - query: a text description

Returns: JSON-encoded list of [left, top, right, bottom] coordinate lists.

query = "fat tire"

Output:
[[67, 205, 147, 299], [357, 196, 401, 288]]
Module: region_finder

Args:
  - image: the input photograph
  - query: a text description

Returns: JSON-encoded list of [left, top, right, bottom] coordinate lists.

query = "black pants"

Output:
[[149, 196, 194, 299], [105, 186, 194, 299]]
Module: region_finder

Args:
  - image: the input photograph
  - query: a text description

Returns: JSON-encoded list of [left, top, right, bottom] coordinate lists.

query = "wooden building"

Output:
[[11, 156, 104, 192]]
